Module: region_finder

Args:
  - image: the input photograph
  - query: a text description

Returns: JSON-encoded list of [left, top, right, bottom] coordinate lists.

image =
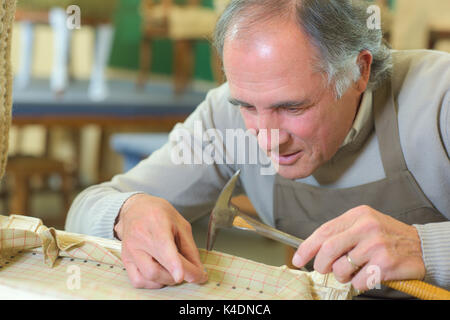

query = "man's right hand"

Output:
[[114, 194, 208, 289]]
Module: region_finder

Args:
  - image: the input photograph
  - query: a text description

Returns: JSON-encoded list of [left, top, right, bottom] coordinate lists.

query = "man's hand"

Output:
[[114, 194, 208, 289], [292, 205, 426, 291]]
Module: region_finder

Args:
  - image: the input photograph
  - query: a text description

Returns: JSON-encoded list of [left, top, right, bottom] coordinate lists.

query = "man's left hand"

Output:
[[292, 205, 426, 291]]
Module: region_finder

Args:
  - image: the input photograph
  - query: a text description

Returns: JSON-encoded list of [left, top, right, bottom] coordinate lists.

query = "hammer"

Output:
[[206, 170, 450, 300], [206, 170, 305, 255]]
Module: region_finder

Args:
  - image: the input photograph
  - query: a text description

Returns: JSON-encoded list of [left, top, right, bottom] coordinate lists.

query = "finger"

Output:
[[332, 252, 366, 284], [177, 226, 205, 270], [292, 235, 323, 268], [123, 260, 166, 290], [132, 249, 177, 286], [331, 239, 374, 285], [293, 210, 361, 268], [178, 253, 209, 284], [148, 231, 187, 284], [169, 227, 208, 284], [351, 263, 382, 292], [292, 230, 330, 268], [313, 229, 359, 274]]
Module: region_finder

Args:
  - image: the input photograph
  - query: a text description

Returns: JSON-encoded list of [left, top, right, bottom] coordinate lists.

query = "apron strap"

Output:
[[373, 78, 408, 177]]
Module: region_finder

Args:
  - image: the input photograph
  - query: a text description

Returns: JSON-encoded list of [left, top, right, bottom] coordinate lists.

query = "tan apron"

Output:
[[273, 79, 447, 299]]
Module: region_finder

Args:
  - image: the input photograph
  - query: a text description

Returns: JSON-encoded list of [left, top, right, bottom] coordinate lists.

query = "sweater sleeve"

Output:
[[65, 84, 240, 238], [414, 222, 450, 290]]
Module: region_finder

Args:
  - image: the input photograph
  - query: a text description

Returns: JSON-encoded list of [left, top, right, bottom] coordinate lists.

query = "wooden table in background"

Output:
[[12, 79, 208, 183]]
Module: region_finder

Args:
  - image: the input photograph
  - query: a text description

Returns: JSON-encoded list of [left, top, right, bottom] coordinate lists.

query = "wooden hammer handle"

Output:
[[383, 280, 450, 300]]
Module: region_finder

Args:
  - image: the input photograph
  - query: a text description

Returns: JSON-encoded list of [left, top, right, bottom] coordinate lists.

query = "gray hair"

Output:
[[213, 0, 392, 99]]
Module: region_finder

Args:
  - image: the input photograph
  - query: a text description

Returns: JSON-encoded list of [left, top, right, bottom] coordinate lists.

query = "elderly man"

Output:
[[66, 0, 450, 299]]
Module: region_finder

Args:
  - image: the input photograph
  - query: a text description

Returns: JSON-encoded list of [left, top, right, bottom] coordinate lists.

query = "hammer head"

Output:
[[206, 170, 241, 251]]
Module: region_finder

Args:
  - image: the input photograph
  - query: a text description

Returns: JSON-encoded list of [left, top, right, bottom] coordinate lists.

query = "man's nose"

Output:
[[256, 115, 289, 152]]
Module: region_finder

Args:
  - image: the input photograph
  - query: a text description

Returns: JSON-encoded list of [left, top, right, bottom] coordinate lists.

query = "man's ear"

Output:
[[355, 50, 373, 93]]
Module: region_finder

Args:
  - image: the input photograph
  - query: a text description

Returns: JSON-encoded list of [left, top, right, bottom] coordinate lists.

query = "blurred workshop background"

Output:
[[2, 0, 450, 266]]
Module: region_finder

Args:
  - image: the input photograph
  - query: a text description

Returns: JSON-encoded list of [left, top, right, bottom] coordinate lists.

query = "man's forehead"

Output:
[[223, 15, 314, 58], [223, 27, 319, 87], [225, 29, 308, 57], [223, 18, 326, 109]]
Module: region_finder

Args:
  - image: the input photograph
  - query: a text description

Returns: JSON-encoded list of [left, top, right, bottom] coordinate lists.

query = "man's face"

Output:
[[223, 21, 362, 179]]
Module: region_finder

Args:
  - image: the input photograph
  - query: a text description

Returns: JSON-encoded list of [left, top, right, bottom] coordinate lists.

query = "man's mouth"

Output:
[[270, 150, 303, 165]]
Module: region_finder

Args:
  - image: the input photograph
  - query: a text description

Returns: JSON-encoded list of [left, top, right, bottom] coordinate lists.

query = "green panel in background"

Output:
[[109, 0, 215, 81], [388, 0, 396, 10]]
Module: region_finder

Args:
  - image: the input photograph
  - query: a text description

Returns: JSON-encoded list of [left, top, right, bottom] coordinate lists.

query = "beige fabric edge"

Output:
[[0, 0, 15, 179]]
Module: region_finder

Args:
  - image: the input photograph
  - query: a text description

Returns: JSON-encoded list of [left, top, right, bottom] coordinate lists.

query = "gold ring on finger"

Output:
[[346, 253, 361, 271]]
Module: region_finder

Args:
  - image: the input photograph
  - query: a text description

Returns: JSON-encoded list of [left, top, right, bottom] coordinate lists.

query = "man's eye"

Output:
[[283, 105, 310, 114], [284, 107, 302, 113], [240, 106, 256, 112]]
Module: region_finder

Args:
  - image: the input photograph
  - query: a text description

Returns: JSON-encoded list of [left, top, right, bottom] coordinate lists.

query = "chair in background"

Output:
[[2, 129, 75, 228], [5, 156, 73, 217], [429, 29, 450, 50], [137, 0, 226, 94], [14, 0, 117, 101], [423, 0, 450, 51], [391, 0, 450, 51]]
